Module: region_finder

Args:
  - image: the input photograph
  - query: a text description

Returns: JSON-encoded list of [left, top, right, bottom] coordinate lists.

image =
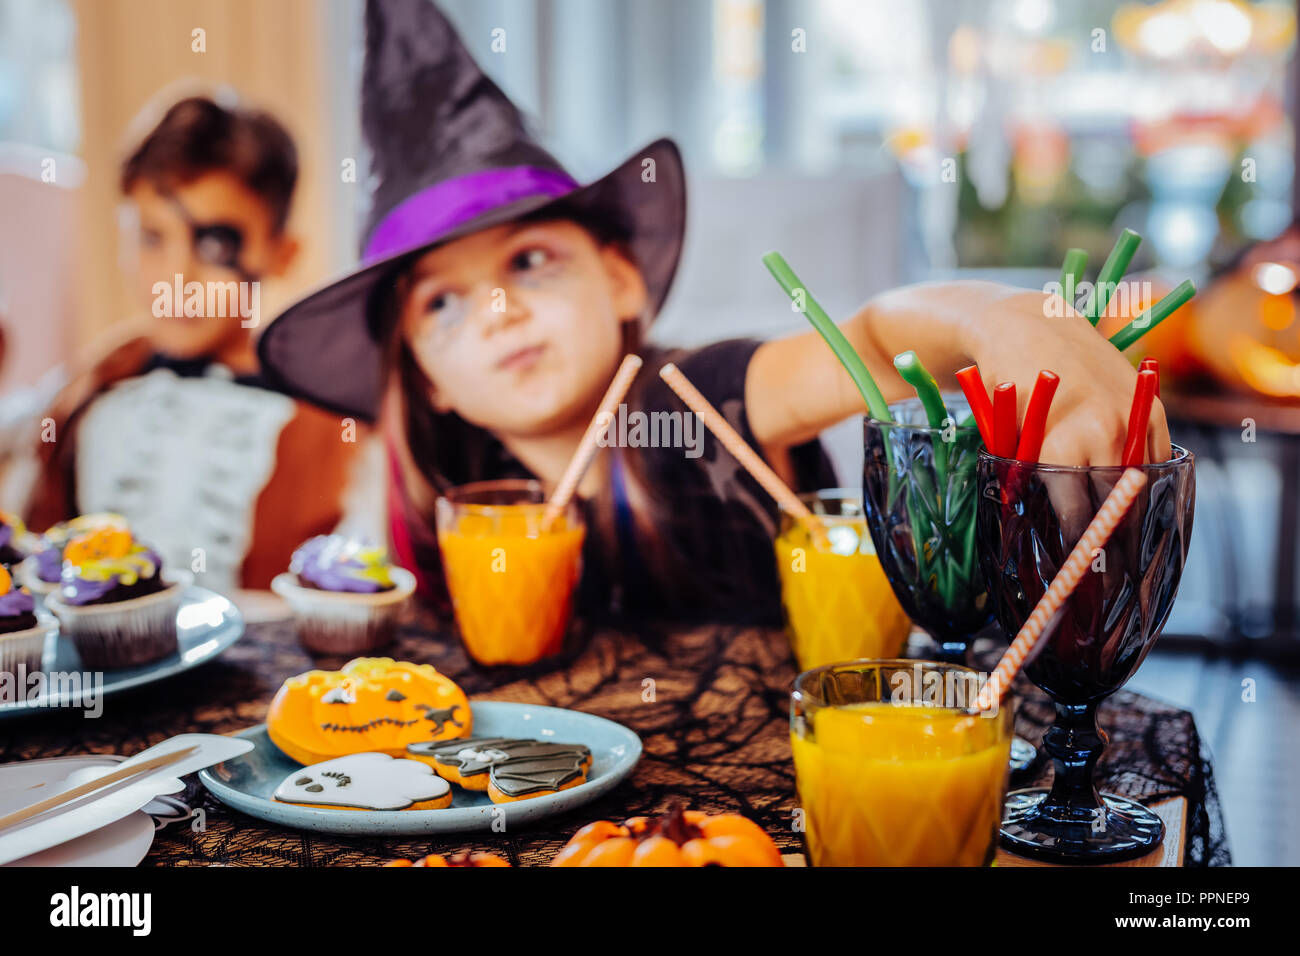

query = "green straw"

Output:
[[894, 350, 950, 478], [1086, 228, 1142, 326], [1108, 279, 1197, 352], [893, 350, 958, 606], [1060, 248, 1088, 309], [762, 251, 891, 420]]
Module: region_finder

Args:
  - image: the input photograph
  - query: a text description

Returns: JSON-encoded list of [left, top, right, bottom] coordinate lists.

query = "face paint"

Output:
[[164, 191, 259, 282]]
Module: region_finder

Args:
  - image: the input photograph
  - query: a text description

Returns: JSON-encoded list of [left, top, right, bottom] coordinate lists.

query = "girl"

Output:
[[260, 0, 1168, 624]]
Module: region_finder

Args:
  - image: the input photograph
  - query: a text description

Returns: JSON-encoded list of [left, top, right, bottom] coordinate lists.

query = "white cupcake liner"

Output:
[[271, 568, 415, 655], [0, 615, 57, 677], [16, 557, 58, 598], [44, 570, 191, 670]]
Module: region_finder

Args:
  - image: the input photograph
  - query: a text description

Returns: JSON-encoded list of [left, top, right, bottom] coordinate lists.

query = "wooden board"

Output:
[[779, 797, 1185, 868], [995, 797, 1186, 868], [228, 589, 291, 625]]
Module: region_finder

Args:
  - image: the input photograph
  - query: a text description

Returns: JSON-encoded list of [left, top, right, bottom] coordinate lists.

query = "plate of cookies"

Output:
[[197, 658, 641, 835]]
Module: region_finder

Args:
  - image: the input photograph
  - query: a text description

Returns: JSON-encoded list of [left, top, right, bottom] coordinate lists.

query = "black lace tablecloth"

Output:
[[0, 617, 1231, 866]]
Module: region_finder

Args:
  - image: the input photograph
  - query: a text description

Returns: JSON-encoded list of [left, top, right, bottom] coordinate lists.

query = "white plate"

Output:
[[0, 756, 156, 867]]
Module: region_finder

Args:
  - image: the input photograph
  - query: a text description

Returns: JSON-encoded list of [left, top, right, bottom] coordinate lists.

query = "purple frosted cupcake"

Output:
[[43, 527, 190, 670], [0, 512, 32, 567], [20, 513, 129, 597], [271, 535, 414, 654], [0, 567, 55, 678]]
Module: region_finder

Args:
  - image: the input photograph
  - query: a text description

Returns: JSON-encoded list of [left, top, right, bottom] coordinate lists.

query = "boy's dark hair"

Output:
[[120, 96, 298, 232]]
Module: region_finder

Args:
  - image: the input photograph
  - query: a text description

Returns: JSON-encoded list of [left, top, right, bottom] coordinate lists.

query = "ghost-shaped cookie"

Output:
[[273, 752, 453, 810]]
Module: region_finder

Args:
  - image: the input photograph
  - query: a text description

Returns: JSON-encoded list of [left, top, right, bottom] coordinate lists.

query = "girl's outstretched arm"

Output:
[[745, 280, 1171, 468]]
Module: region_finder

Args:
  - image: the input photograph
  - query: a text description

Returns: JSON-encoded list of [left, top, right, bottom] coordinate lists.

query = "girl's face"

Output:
[[398, 219, 647, 437]]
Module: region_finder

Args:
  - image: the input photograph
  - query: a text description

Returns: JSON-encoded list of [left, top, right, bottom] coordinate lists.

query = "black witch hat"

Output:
[[258, 0, 686, 421]]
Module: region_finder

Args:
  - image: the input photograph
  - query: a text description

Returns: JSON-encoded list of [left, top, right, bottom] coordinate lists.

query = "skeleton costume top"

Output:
[[25, 341, 362, 591]]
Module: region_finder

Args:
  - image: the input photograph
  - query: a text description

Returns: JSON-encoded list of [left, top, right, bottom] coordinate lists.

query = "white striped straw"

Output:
[[659, 363, 831, 550], [974, 468, 1148, 711], [541, 354, 643, 531]]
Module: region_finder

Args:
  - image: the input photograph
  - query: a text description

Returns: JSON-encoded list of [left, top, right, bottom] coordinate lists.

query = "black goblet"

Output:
[[864, 396, 1036, 773], [976, 445, 1195, 864], [862, 395, 989, 665]]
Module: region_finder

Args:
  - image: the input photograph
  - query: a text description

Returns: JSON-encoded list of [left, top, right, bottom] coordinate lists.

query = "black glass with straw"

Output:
[[762, 252, 990, 665]]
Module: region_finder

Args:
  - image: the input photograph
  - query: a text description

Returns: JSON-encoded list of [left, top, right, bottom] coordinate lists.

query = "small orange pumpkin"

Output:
[[267, 658, 471, 765], [551, 804, 784, 867], [384, 851, 510, 867]]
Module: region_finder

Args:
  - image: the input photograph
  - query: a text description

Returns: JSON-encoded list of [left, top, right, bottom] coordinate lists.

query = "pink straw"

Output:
[[541, 354, 643, 531], [974, 468, 1148, 711]]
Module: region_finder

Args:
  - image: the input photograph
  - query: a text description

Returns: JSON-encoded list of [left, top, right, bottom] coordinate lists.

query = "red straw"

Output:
[[956, 365, 996, 448], [974, 468, 1148, 711], [1014, 370, 1060, 464], [992, 382, 1018, 458], [1139, 357, 1160, 398], [1122, 370, 1158, 468]]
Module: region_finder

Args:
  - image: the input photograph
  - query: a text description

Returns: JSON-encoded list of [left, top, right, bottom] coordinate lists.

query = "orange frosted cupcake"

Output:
[[0, 567, 55, 677], [43, 528, 189, 669]]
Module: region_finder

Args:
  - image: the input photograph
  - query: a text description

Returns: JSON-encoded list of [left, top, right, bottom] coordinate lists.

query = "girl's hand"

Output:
[[748, 279, 1171, 468], [960, 288, 1171, 468]]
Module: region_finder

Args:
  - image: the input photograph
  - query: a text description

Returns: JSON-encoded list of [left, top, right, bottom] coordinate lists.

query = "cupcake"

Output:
[[0, 511, 33, 567], [43, 527, 189, 670], [20, 513, 129, 596], [271, 535, 414, 654], [0, 566, 55, 678]]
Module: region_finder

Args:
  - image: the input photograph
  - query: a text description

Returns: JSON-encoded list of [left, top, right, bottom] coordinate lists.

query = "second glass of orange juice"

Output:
[[775, 490, 911, 671], [435, 479, 585, 666], [791, 659, 1012, 867]]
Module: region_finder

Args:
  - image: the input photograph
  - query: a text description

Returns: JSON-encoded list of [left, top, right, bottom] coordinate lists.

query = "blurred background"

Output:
[[1, 0, 1298, 862]]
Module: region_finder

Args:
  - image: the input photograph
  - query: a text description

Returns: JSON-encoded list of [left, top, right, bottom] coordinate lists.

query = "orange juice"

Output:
[[791, 701, 1011, 866], [435, 481, 585, 666], [775, 497, 910, 670]]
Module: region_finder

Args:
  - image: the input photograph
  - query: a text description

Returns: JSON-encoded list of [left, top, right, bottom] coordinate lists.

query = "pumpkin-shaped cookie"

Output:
[[267, 657, 471, 765], [551, 804, 784, 867]]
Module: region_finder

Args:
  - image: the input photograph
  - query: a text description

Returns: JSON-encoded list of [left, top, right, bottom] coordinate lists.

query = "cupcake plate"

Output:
[[198, 701, 642, 835], [0, 586, 243, 719]]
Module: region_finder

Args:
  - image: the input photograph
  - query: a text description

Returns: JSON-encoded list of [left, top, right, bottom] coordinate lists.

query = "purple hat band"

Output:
[[362, 166, 579, 264]]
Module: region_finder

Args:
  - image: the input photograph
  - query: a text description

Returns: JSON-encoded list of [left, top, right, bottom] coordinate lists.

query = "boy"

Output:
[[22, 95, 360, 592]]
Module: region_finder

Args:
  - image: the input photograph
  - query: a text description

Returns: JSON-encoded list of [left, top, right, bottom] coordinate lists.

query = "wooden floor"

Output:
[[1127, 647, 1300, 866]]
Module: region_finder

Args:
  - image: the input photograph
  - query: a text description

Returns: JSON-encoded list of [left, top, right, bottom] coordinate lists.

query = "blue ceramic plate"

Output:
[[198, 702, 642, 835], [0, 588, 243, 719]]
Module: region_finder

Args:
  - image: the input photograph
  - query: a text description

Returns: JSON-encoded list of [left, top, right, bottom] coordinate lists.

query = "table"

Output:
[[0, 615, 1232, 866], [1165, 386, 1300, 653]]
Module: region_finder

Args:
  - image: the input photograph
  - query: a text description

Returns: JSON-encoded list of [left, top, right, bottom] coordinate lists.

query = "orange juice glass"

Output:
[[791, 659, 1012, 867], [435, 480, 585, 666], [775, 490, 911, 671]]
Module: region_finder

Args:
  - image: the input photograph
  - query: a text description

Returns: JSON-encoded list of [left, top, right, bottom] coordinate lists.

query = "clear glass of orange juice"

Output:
[[435, 479, 585, 666], [791, 659, 1012, 867], [775, 490, 911, 671]]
